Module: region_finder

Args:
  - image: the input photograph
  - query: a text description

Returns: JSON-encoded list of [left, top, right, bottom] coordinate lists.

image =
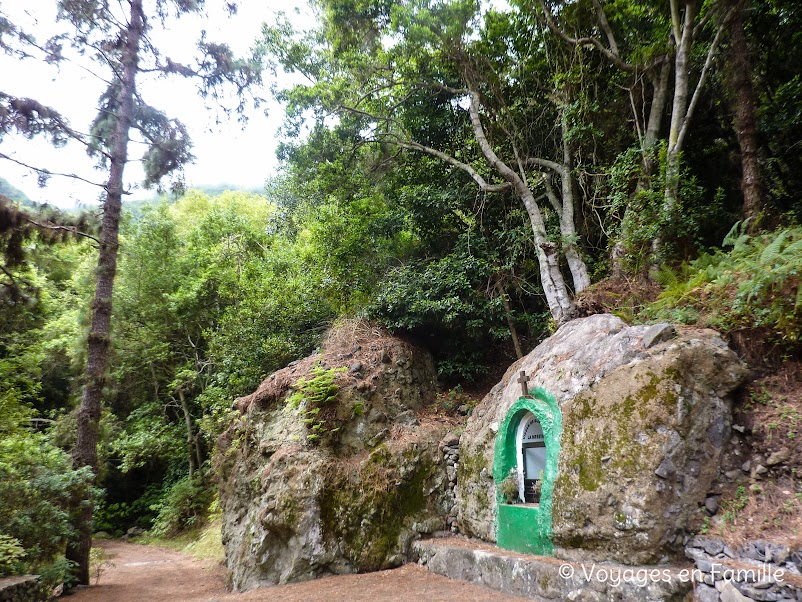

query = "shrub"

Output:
[[644, 224, 802, 351], [150, 476, 214, 537], [0, 433, 95, 575], [286, 364, 346, 443], [0, 535, 26, 576]]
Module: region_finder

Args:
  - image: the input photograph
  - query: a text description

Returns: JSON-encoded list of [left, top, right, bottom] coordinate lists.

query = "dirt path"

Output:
[[69, 540, 525, 601]]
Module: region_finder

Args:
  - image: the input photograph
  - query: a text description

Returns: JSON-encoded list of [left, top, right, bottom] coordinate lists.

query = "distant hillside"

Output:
[[0, 176, 34, 207], [124, 184, 267, 218]]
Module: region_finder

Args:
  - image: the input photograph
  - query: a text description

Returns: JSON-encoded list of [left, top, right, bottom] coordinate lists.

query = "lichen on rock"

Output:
[[456, 314, 747, 564]]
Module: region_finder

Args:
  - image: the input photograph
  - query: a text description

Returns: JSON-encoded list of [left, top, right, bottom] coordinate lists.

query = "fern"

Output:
[[759, 229, 789, 264], [286, 364, 346, 443], [644, 226, 802, 344]]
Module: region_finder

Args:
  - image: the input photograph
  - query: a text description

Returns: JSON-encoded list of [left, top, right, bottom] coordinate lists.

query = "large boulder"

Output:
[[456, 314, 747, 564], [218, 323, 456, 591]]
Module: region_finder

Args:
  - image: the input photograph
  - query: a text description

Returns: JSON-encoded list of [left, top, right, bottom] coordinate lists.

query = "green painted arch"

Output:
[[492, 387, 562, 555]]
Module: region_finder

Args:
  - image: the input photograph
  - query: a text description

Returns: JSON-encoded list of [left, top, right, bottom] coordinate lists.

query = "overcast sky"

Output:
[[0, 0, 313, 208]]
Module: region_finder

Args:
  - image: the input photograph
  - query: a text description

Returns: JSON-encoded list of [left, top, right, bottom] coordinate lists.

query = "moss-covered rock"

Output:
[[218, 325, 454, 591], [456, 314, 747, 564]]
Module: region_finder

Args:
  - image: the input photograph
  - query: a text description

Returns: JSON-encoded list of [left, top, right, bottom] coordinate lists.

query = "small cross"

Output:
[[517, 370, 530, 396]]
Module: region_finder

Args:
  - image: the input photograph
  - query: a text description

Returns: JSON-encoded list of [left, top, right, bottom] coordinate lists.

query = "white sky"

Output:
[[0, 0, 315, 208]]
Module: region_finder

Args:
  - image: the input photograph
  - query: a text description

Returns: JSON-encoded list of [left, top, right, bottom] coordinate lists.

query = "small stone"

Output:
[[705, 496, 720, 515], [655, 458, 675, 478], [751, 578, 776, 589], [641, 323, 677, 349], [441, 432, 459, 448], [736, 585, 782, 601], [349, 361, 363, 373], [766, 448, 790, 467], [719, 581, 751, 602], [696, 583, 719, 602], [733, 424, 746, 434], [752, 464, 768, 478], [725, 469, 743, 481], [742, 460, 751, 472]]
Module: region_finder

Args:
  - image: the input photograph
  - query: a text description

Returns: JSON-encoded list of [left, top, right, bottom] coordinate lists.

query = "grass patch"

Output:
[[136, 518, 224, 563]]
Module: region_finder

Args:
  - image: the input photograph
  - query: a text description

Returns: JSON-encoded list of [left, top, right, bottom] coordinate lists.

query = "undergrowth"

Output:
[[139, 496, 224, 563], [643, 223, 802, 356], [708, 478, 802, 548]]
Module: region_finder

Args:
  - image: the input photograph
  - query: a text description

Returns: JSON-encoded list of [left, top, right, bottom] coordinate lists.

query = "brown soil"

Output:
[[710, 360, 802, 547], [68, 540, 526, 602]]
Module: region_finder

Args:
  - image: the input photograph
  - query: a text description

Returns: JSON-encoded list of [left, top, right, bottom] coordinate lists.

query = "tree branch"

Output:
[[0, 153, 109, 190], [591, 0, 620, 56], [394, 138, 511, 193], [0, 264, 17, 288], [25, 218, 101, 244], [538, 0, 635, 73], [525, 156, 568, 178]]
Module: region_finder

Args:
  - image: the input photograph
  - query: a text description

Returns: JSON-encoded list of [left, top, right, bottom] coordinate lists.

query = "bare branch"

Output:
[[627, 85, 644, 149], [525, 156, 568, 177], [541, 174, 563, 213], [0, 153, 109, 190], [591, 0, 620, 56], [0, 264, 17, 288], [25, 218, 101, 244], [394, 138, 511, 193], [670, 0, 682, 43], [538, 0, 635, 73]]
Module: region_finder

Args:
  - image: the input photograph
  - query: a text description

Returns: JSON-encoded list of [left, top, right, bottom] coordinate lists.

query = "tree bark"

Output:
[[465, 93, 577, 323], [66, 0, 143, 586], [664, 0, 697, 215], [558, 113, 590, 293], [727, 1, 765, 228]]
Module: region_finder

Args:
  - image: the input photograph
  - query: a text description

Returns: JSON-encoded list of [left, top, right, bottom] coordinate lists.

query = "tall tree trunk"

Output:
[[465, 93, 577, 323], [66, 0, 143, 586], [178, 389, 195, 480], [664, 0, 697, 216], [728, 1, 766, 229], [558, 113, 590, 293], [177, 388, 200, 480]]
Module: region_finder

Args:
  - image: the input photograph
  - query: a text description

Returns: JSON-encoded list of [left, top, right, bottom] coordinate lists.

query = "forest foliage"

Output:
[[1, 0, 802, 583]]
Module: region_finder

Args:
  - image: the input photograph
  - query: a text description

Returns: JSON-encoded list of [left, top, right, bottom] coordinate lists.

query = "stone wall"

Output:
[[685, 536, 802, 601], [0, 576, 47, 602]]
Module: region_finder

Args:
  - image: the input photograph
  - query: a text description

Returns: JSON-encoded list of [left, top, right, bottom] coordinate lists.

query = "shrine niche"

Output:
[[491, 371, 562, 555]]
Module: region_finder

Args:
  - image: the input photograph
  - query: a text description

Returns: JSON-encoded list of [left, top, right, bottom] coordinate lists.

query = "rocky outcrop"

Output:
[[456, 314, 748, 564], [218, 323, 457, 591]]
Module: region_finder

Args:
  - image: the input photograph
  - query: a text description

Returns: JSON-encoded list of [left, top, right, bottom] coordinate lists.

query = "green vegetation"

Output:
[[286, 364, 347, 442], [1, 0, 802, 582], [646, 224, 802, 348]]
